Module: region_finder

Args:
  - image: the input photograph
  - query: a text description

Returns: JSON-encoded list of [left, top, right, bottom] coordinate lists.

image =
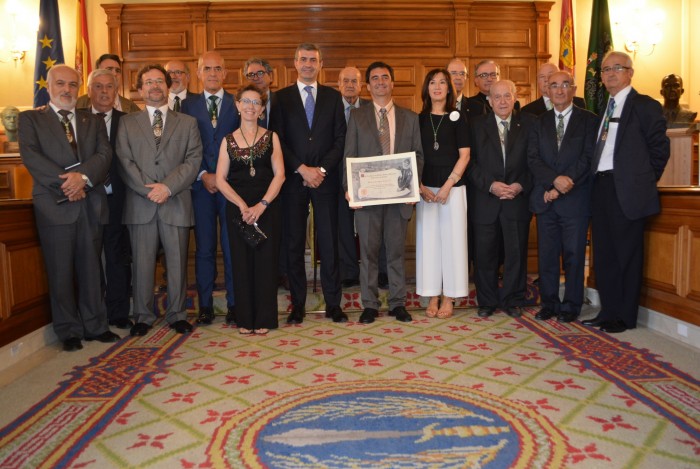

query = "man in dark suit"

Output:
[[522, 63, 586, 116], [446, 58, 469, 111], [274, 43, 347, 324], [244, 57, 278, 130], [181, 51, 240, 326], [83, 68, 132, 329], [468, 79, 534, 319], [528, 71, 598, 323], [19, 64, 120, 351], [585, 51, 670, 333], [76, 54, 141, 113], [465, 60, 521, 119], [116, 64, 202, 337], [343, 61, 424, 324], [165, 60, 197, 111]]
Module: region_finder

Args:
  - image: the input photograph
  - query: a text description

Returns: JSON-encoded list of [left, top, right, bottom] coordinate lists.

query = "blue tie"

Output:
[[304, 85, 315, 128]]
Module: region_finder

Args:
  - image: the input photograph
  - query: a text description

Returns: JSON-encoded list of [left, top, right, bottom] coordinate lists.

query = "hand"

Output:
[[434, 185, 451, 205], [544, 189, 560, 203], [201, 172, 218, 194], [59, 172, 87, 199], [490, 181, 514, 199], [145, 183, 170, 204], [67, 189, 87, 202], [553, 175, 574, 194], [242, 202, 266, 225], [299, 165, 326, 188], [420, 184, 436, 203]]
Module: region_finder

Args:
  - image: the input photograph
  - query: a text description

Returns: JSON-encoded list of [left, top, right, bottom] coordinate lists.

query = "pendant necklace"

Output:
[[430, 112, 446, 151], [239, 126, 260, 177]]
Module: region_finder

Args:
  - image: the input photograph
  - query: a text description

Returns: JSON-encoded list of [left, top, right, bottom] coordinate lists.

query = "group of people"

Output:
[[17, 44, 670, 352]]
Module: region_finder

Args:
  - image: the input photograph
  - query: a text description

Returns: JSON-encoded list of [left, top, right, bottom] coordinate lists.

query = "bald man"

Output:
[[522, 63, 586, 116], [165, 60, 197, 111]]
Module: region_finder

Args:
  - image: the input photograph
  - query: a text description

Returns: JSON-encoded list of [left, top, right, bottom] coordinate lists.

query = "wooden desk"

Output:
[[0, 154, 32, 200]]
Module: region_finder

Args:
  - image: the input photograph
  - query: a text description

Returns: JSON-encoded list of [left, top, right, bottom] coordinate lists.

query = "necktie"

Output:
[[96, 112, 111, 187], [379, 108, 390, 155], [593, 98, 616, 166], [173, 96, 181, 112], [58, 110, 78, 156], [304, 85, 315, 128], [456, 99, 462, 111], [345, 105, 352, 123], [556, 113, 565, 148], [153, 109, 163, 147], [208, 95, 218, 128], [500, 120, 508, 165], [545, 99, 553, 111]]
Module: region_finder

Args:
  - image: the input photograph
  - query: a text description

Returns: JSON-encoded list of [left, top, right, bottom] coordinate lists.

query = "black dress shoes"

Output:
[[109, 318, 134, 329], [505, 306, 522, 318], [286, 305, 305, 324], [598, 319, 628, 333], [378, 273, 389, 289], [581, 314, 605, 327], [535, 307, 556, 320], [170, 320, 193, 334], [391, 306, 412, 322], [130, 322, 152, 337], [197, 306, 215, 325], [325, 305, 348, 323], [359, 308, 378, 324], [557, 312, 579, 323], [85, 331, 121, 343], [477, 307, 495, 318], [63, 337, 83, 352], [225, 306, 237, 325], [341, 277, 360, 288]]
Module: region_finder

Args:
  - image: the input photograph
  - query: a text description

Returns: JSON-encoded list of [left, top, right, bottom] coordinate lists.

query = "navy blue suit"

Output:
[[528, 105, 598, 315], [181, 92, 240, 309], [468, 111, 534, 309], [591, 88, 669, 328], [273, 83, 346, 309]]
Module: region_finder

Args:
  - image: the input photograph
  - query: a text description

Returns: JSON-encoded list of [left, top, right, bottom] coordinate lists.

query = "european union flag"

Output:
[[33, 0, 65, 108]]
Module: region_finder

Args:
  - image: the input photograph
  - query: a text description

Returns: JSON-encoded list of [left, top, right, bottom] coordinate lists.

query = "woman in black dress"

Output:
[[216, 84, 285, 334]]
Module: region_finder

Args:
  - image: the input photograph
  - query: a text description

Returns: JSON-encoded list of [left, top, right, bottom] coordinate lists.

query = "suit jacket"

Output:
[[76, 95, 141, 113], [343, 102, 424, 219], [18, 107, 111, 227], [467, 110, 534, 224], [263, 90, 278, 130], [273, 83, 346, 190], [522, 96, 587, 116], [106, 110, 127, 224], [115, 109, 203, 227], [180, 91, 239, 182], [591, 88, 670, 220], [527, 106, 598, 216]]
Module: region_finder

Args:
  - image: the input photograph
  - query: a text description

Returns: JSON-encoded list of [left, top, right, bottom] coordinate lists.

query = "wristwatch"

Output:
[[80, 173, 93, 188], [260, 199, 269, 207]]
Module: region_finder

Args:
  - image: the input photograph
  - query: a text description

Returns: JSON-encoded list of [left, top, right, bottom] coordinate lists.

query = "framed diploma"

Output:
[[346, 151, 420, 207]]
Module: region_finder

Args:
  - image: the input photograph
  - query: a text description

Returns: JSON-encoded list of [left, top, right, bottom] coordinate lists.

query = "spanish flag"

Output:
[[75, 0, 92, 95], [559, 0, 575, 75]]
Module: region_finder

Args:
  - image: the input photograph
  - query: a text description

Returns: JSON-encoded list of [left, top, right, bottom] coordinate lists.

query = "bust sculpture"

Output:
[[1, 106, 19, 142], [660, 74, 697, 129]]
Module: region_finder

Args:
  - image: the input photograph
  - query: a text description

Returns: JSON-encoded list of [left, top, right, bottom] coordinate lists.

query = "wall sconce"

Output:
[[0, 1, 38, 65], [615, 6, 665, 59]]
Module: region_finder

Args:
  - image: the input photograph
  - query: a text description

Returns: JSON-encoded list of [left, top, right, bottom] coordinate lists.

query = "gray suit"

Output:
[[18, 106, 112, 340], [343, 103, 423, 309], [116, 108, 202, 325]]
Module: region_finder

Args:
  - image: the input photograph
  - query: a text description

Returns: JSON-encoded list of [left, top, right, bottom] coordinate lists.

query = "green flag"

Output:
[[584, 0, 614, 115]]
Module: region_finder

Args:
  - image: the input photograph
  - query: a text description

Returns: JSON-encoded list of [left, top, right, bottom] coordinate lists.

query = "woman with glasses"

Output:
[[216, 84, 285, 334], [416, 69, 470, 319]]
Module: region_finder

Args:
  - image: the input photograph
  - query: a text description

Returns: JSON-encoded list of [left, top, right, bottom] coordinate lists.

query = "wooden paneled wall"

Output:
[[102, 1, 554, 112]]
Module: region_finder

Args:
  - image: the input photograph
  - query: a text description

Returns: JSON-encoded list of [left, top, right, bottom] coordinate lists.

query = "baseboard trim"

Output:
[[0, 325, 58, 377]]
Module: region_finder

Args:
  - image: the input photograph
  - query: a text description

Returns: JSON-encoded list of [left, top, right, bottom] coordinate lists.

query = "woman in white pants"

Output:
[[416, 68, 470, 318]]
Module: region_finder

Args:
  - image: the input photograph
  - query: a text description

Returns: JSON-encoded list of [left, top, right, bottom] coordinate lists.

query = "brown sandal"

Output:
[[437, 296, 454, 319], [425, 296, 439, 318]]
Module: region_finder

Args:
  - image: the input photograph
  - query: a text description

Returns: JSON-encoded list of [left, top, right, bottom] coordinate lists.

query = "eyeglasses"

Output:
[[476, 72, 499, 79], [239, 98, 262, 106], [601, 65, 631, 74], [143, 79, 166, 87], [449, 71, 467, 78], [245, 70, 268, 79], [549, 82, 573, 90], [168, 70, 187, 76]]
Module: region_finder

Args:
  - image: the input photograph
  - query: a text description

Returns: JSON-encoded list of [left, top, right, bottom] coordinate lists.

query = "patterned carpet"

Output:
[[0, 287, 699, 468]]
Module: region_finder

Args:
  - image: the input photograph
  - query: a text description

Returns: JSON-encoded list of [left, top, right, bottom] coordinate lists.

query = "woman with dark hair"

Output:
[[416, 68, 470, 319], [216, 84, 285, 334]]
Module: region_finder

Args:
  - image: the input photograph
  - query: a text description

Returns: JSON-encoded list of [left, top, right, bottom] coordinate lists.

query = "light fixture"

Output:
[[0, 1, 38, 65], [614, 5, 665, 59]]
